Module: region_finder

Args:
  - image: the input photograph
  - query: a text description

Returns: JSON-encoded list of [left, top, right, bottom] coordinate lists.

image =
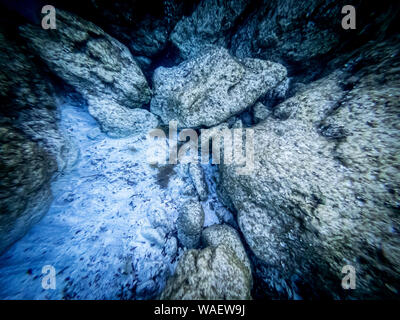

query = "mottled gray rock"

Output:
[[0, 29, 70, 254], [202, 224, 251, 275], [19, 10, 153, 137], [151, 47, 287, 128], [20, 10, 151, 109], [87, 97, 158, 138], [0, 127, 55, 255], [160, 244, 252, 299], [177, 200, 205, 248], [189, 163, 208, 201], [171, 0, 249, 59], [252, 102, 272, 122], [230, 0, 399, 81], [219, 37, 400, 298], [128, 17, 169, 58], [77, 0, 186, 59]]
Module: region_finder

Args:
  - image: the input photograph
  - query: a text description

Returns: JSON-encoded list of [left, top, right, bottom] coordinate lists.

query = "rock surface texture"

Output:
[[177, 199, 205, 249], [160, 244, 252, 299], [170, 0, 249, 59], [219, 37, 400, 299], [151, 47, 287, 127], [64, 1, 190, 58], [19, 9, 156, 138], [189, 163, 208, 201], [0, 0, 399, 301], [0, 28, 71, 254], [201, 224, 251, 275], [86, 97, 158, 138], [230, 0, 400, 81]]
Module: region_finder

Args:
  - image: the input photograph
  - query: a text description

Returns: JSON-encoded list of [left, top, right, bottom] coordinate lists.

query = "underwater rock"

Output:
[[19, 9, 153, 137], [1, 0, 399, 301], [160, 244, 252, 299], [252, 102, 272, 122], [151, 47, 287, 128], [189, 163, 208, 201], [201, 224, 251, 275], [170, 0, 249, 59], [230, 0, 400, 81], [0, 29, 70, 254], [20, 9, 151, 109], [87, 97, 158, 138], [218, 37, 400, 298], [77, 0, 187, 59], [177, 199, 205, 249]]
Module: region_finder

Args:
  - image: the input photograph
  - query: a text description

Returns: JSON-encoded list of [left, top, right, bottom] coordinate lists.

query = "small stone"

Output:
[[160, 244, 252, 299], [177, 200, 205, 249]]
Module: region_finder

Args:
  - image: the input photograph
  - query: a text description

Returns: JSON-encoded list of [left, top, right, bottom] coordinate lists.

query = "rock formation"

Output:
[[19, 9, 156, 138], [160, 244, 252, 299], [188, 163, 208, 201], [177, 199, 205, 248], [0, 0, 399, 300], [151, 47, 287, 127], [0, 27, 71, 254], [218, 37, 400, 298], [201, 224, 251, 275], [170, 0, 249, 59]]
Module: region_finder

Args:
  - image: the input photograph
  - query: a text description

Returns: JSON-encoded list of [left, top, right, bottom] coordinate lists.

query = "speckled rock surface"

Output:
[[151, 47, 287, 128], [177, 199, 205, 248], [219, 37, 400, 298], [87, 97, 158, 138], [19, 10, 153, 137], [201, 224, 251, 275], [230, 0, 399, 81], [76, 0, 189, 59], [19, 9, 151, 109], [189, 163, 208, 201], [0, 28, 71, 254], [1, 0, 399, 301], [252, 102, 272, 122], [170, 0, 248, 59], [160, 244, 252, 299]]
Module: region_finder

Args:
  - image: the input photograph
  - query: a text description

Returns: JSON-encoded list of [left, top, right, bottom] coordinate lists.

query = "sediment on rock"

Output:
[[0, 27, 71, 254], [151, 47, 287, 128], [160, 244, 252, 300], [218, 36, 400, 299]]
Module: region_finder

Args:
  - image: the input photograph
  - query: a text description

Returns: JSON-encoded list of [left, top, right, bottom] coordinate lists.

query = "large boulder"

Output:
[[0, 29, 70, 254], [0, 127, 56, 255], [19, 9, 151, 108], [170, 0, 249, 59], [19, 10, 155, 137], [151, 47, 287, 128], [232, 0, 343, 63], [160, 244, 252, 299], [201, 224, 251, 275], [87, 97, 158, 138], [230, 0, 400, 81], [218, 37, 400, 298]]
